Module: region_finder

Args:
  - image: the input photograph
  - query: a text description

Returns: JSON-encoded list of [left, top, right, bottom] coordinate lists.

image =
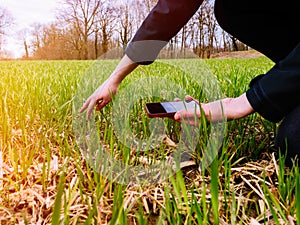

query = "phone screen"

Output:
[[145, 100, 199, 118]]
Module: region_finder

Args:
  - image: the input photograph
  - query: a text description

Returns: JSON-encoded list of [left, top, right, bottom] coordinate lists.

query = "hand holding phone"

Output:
[[145, 100, 199, 118]]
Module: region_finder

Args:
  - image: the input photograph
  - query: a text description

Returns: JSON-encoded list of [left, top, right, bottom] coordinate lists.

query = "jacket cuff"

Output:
[[246, 83, 284, 123], [125, 40, 167, 65]]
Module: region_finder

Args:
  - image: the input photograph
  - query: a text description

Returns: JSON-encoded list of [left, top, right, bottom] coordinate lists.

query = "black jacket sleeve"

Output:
[[125, 0, 202, 65], [246, 41, 300, 123]]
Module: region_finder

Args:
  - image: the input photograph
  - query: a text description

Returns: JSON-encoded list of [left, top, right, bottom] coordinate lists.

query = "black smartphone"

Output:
[[145, 100, 199, 118]]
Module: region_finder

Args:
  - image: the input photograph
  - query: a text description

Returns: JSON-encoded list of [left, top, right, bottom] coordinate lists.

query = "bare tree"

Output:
[[134, 0, 156, 27], [17, 29, 30, 58], [188, 0, 216, 58], [143, 0, 157, 13], [95, 4, 116, 57], [58, 0, 102, 59], [0, 7, 13, 35], [30, 23, 44, 53], [204, 1, 218, 58], [115, 2, 134, 48], [30, 22, 67, 59], [0, 7, 14, 55]]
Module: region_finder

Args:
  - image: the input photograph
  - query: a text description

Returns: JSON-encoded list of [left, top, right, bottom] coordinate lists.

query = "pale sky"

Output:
[[0, 0, 61, 58]]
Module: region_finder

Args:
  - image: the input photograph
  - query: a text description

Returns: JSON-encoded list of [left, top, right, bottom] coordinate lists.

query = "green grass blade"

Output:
[[51, 171, 66, 225], [210, 157, 219, 224]]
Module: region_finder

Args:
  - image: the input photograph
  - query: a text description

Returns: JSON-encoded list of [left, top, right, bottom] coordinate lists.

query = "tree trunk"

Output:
[[24, 40, 29, 58]]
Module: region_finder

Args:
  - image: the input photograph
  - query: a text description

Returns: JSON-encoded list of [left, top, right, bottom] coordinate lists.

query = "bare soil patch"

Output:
[[211, 50, 264, 59]]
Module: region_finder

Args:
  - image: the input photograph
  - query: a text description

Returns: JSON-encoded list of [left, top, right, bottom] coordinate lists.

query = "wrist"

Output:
[[202, 93, 254, 122], [220, 94, 254, 121]]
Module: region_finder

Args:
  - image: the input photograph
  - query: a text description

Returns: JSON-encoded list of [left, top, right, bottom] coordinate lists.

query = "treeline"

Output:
[[3, 0, 249, 60]]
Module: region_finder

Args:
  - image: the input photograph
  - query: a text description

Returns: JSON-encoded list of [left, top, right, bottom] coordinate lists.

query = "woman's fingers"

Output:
[[184, 95, 200, 104], [173, 95, 201, 123], [79, 98, 90, 113], [174, 109, 199, 120], [174, 95, 195, 102], [86, 97, 109, 119], [79, 95, 106, 120], [174, 109, 200, 126], [95, 99, 104, 111], [87, 98, 98, 119]]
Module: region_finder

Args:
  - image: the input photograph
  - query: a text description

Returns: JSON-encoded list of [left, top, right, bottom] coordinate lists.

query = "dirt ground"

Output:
[[211, 50, 264, 59]]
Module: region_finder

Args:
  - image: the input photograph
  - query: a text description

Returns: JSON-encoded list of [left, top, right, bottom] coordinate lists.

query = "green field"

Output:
[[0, 58, 299, 224]]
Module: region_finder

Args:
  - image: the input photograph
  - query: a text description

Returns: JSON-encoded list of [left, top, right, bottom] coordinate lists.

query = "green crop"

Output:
[[0, 58, 298, 224]]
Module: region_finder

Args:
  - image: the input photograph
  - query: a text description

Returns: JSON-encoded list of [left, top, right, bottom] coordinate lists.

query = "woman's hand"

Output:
[[79, 77, 120, 119], [174, 93, 255, 123], [79, 55, 138, 119]]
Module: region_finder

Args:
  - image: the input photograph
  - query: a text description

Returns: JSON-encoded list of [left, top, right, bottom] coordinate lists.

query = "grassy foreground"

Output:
[[0, 58, 299, 224]]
